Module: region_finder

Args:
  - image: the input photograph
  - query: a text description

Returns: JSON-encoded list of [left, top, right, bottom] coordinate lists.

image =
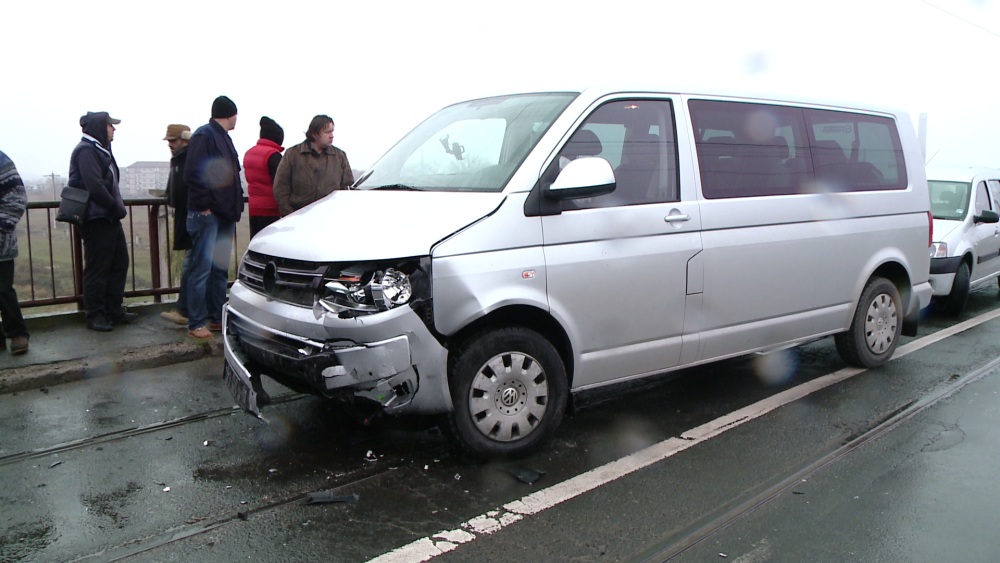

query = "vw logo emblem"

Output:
[[500, 387, 519, 407], [263, 262, 277, 294]]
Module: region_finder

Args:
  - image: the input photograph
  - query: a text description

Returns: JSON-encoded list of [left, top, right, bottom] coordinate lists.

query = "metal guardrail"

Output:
[[17, 198, 250, 311]]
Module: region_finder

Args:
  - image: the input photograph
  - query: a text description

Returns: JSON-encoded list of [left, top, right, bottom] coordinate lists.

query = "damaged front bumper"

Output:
[[222, 282, 452, 417]]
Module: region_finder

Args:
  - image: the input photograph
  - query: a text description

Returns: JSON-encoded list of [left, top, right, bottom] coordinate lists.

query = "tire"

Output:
[[444, 327, 568, 459], [942, 261, 971, 316], [835, 276, 902, 368]]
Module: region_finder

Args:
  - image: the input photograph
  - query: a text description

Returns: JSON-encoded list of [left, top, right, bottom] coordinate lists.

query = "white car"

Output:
[[928, 165, 1000, 315]]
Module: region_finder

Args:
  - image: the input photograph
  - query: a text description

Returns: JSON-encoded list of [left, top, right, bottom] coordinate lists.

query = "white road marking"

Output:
[[366, 307, 1000, 563]]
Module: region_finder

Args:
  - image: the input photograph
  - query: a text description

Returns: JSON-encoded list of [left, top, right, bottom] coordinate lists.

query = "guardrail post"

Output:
[[148, 202, 162, 303]]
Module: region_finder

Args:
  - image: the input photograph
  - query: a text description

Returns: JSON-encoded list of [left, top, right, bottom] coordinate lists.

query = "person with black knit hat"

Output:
[[244, 116, 285, 238], [182, 95, 243, 340]]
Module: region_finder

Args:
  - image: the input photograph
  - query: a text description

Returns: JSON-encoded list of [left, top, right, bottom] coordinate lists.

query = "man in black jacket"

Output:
[[161, 124, 193, 326], [69, 111, 137, 332], [182, 96, 244, 340]]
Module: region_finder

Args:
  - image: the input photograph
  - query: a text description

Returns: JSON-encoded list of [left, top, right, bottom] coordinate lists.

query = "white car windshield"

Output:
[[929, 180, 971, 221], [355, 93, 577, 193]]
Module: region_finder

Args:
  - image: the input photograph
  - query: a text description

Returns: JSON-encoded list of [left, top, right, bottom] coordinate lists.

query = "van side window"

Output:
[[975, 181, 990, 216], [803, 109, 907, 192], [689, 100, 809, 198], [551, 99, 679, 209], [689, 100, 908, 198]]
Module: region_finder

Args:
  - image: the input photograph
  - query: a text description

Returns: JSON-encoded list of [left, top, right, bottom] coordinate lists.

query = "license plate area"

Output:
[[224, 361, 261, 418]]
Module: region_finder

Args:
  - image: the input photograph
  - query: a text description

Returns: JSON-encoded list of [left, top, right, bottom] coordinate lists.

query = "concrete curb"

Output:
[[0, 340, 224, 394]]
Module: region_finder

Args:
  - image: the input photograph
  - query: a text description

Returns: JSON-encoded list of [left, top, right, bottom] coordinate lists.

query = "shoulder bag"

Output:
[[55, 186, 90, 227]]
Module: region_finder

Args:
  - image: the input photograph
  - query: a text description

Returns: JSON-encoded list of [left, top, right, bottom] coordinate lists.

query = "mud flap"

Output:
[[901, 306, 919, 337]]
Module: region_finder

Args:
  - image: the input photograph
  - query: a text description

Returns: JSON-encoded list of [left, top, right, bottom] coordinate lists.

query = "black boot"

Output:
[[109, 307, 139, 325], [86, 314, 113, 332]]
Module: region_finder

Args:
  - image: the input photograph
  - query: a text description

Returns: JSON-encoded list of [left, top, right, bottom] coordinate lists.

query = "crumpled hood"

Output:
[[932, 217, 963, 247], [249, 190, 506, 262]]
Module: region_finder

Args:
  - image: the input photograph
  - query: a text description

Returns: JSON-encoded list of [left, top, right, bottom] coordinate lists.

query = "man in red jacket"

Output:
[[244, 117, 284, 238]]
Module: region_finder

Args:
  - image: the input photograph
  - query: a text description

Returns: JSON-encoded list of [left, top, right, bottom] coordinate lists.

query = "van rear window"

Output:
[[689, 100, 908, 199]]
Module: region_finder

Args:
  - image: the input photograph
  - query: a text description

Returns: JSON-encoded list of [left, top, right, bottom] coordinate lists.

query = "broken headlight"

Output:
[[319, 264, 417, 316]]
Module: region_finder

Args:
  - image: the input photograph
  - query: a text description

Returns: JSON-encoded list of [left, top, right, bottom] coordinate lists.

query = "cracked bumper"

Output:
[[222, 282, 453, 415]]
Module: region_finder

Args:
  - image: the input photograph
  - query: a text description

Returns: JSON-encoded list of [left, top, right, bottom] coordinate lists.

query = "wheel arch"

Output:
[[446, 305, 576, 390], [870, 260, 912, 311]]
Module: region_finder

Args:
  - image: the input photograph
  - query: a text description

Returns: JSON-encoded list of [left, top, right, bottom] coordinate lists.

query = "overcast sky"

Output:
[[3, 0, 998, 182]]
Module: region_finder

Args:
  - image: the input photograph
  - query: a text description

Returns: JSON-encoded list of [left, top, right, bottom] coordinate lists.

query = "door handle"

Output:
[[664, 214, 691, 223]]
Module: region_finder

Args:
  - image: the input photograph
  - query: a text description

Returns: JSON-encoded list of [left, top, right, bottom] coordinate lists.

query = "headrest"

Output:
[[562, 129, 603, 158]]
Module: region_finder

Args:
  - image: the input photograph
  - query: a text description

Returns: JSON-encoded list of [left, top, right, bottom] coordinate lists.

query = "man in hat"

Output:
[[273, 114, 354, 217], [182, 96, 244, 340], [0, 150, 29, 354], [69, 111, 137, 332], [160, 124, 193, 325]]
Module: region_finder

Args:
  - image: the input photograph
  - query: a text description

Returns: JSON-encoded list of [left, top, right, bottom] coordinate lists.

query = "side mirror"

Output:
[[974, 209, 999, 224], [544, 157, 616, 200]]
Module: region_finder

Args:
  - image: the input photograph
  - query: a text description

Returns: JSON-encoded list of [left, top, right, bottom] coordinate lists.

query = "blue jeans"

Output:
[[185, 211, 234, 330]]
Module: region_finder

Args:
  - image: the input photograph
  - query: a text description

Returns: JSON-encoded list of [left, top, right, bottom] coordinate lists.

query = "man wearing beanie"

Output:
[[273, 114, 354, 217], [244, 116, 285, 238], [160, 124, 194, 326], [182, 95, 243, 340]]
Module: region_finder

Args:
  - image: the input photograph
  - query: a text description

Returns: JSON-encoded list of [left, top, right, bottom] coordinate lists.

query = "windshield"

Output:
[[355, 93, 577, 193], [929, 180, 971, 221]]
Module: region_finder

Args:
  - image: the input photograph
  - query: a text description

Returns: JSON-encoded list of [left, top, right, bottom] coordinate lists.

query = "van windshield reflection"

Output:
[[354, 93, 577, 193]]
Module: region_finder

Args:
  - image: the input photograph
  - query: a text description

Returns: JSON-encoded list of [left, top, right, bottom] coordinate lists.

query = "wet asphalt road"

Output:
[[2, 287, 1000, 563]]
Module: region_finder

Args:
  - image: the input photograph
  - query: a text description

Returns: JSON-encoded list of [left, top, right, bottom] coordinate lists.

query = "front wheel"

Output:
[[835, 276, 902, 368], [942, 261, 971, 316], [444, 327, 568, 459]]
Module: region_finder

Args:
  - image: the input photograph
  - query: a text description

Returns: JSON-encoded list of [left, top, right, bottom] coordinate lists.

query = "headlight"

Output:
[[319, 265, 415, 315], [930, 242, 948, 259]]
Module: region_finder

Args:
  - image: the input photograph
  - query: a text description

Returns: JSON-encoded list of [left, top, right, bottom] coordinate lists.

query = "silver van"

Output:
[[927, 165, 1000, 315], [223, 86, 932, 457]]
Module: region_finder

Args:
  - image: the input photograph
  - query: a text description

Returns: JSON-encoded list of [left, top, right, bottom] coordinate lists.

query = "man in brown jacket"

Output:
[[272, 115, 354, 216]]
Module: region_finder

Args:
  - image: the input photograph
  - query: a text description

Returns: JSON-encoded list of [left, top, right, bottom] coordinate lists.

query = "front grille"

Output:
[[238, 251, 327, 307]]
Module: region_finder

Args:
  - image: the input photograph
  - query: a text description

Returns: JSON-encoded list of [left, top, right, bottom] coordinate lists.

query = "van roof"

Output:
[[455, 85, 908, 117], [588, 84, 913, 115]]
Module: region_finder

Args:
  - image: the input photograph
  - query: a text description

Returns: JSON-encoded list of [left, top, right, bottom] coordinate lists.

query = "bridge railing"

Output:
[[14, 198, 251, 313]]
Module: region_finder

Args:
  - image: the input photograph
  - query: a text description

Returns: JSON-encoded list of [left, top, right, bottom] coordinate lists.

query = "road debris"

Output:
[[365, 450, 377, 462], [454, 473, 461, 481], [163, 487, 171, 492], [237, 509, 249, 521], [203, 440, 210, 446], [49, 461, 62, 468], [507, 467, 545, 485], [303, 491, 359, 505]]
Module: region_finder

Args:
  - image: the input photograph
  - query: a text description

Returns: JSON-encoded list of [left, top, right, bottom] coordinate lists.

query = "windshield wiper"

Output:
[[371, 184, 422, 191]]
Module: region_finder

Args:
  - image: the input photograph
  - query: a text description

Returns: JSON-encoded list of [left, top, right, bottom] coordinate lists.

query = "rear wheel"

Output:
[[835, 276, 901, 368], [444, 327, 568, 459], [942, 261, 971, 316]]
